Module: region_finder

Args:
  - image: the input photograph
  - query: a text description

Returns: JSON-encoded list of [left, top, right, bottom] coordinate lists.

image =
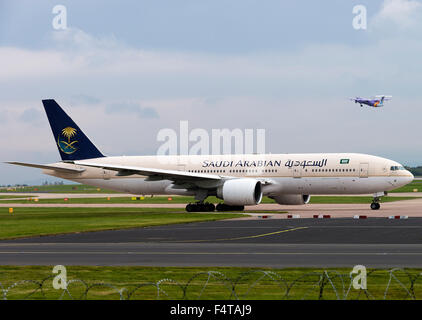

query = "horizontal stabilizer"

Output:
[[6, 162, 85, 174]]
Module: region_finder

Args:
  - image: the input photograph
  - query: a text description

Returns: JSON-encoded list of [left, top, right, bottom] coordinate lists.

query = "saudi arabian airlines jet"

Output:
[[7, 100, 413, 212]]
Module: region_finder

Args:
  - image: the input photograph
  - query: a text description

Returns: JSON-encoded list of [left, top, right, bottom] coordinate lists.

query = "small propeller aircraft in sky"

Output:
[[350, 95, 392, 108]]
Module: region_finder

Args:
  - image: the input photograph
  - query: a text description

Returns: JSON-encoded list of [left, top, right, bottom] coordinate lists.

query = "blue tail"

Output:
[[42, 99, 104, 161]]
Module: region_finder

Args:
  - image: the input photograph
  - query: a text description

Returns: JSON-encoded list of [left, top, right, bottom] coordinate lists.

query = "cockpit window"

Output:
[[390, 166, 405, 171]]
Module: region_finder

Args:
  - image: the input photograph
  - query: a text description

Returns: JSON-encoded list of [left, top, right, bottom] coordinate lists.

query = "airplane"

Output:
[[7, 99, 413, 212], [350, 95, 392, 108]]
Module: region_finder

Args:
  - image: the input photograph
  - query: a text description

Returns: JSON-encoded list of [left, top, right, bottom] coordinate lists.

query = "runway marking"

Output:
[[174, 226, 309, 242]]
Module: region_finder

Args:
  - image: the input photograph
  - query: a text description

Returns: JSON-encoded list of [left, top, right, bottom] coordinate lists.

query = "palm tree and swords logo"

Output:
[[58, 127, 78, 154]]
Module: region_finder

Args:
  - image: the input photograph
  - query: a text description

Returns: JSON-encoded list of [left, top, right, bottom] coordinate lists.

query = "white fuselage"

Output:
[[42, 153, 413, 197]]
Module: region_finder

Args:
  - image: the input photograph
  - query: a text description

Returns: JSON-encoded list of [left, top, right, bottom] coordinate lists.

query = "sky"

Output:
[[0, 0, 422, 184]]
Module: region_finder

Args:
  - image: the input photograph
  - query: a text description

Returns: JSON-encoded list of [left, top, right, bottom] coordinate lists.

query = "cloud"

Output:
[[371, 0, 422, 33], [0, 20, 419, 100], [18, 108, 43, 123], [105, 102, 159, 119], [50, 28, 120, 52], [69, 94, 101, 106]]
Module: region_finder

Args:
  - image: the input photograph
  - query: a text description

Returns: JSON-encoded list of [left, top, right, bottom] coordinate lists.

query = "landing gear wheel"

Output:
[[206, 203, 215, 212], [216, 203, 245, 212], [185, 202, 215, 212], [370, 202, 380, 210]]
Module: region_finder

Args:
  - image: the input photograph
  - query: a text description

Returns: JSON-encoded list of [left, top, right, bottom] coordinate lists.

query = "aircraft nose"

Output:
[[406, 170, 414, 183]]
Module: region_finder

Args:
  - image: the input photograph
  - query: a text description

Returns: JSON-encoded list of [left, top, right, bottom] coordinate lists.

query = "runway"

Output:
[[2, 218, 422, 268]]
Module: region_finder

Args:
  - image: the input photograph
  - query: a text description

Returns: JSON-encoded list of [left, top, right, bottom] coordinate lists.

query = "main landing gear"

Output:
[[185, 202, 215, 212], [185, 202, 245, 212], [186, 191, 246, 212], [216, 203, 245, 212]]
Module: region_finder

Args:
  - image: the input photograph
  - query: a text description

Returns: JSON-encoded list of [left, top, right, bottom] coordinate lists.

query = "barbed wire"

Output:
[[1, 268, 421, 300]]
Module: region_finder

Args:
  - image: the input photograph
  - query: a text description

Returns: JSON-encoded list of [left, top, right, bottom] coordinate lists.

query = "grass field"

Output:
[[1, 195, 419, 204], [389, 180, 422, 193], [0, 265, 420, 300], [0, 195, 32, 199], [0, 184, 117, 194], [0, 207, 245, 240]]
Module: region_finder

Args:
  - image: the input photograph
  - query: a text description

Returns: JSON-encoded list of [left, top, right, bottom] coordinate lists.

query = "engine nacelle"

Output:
[[217, 179, 263, 206], [271, 194, 311, 205]]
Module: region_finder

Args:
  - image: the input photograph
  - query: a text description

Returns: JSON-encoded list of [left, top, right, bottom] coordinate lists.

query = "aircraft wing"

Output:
[[6, 162, 86, 174], [74, 161, 222, 182], [375, 95, 392, 100]]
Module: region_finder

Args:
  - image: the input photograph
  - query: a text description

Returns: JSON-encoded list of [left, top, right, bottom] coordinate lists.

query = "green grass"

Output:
[[0, 207, 245, 240], [0, 195, 32, 199], [2, 195, 419, 205], [3, 196, 202, 204], [1, 266, 420, 300], [0, 184, 117, 194], [390, 180, 422, 193]]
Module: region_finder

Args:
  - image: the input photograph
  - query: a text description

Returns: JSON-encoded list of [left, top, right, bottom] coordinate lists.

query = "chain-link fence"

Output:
[[1, 268, 421, 300]]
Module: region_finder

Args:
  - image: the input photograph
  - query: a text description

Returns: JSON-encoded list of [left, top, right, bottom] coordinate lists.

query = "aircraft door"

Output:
[[359, 163, 369, 178], [293, 167, 302, 178]]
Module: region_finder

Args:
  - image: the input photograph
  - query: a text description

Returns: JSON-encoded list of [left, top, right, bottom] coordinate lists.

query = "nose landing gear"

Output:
[[370, 192, 386, 210], [370, 202, 380, 210]]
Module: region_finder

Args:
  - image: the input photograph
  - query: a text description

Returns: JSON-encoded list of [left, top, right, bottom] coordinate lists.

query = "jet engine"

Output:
[[270, 194, 311, 205], [217, 179, 263, 206]]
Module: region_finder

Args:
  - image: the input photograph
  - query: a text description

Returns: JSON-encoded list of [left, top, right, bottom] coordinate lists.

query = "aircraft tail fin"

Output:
[[42, 99, 105, 161]]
